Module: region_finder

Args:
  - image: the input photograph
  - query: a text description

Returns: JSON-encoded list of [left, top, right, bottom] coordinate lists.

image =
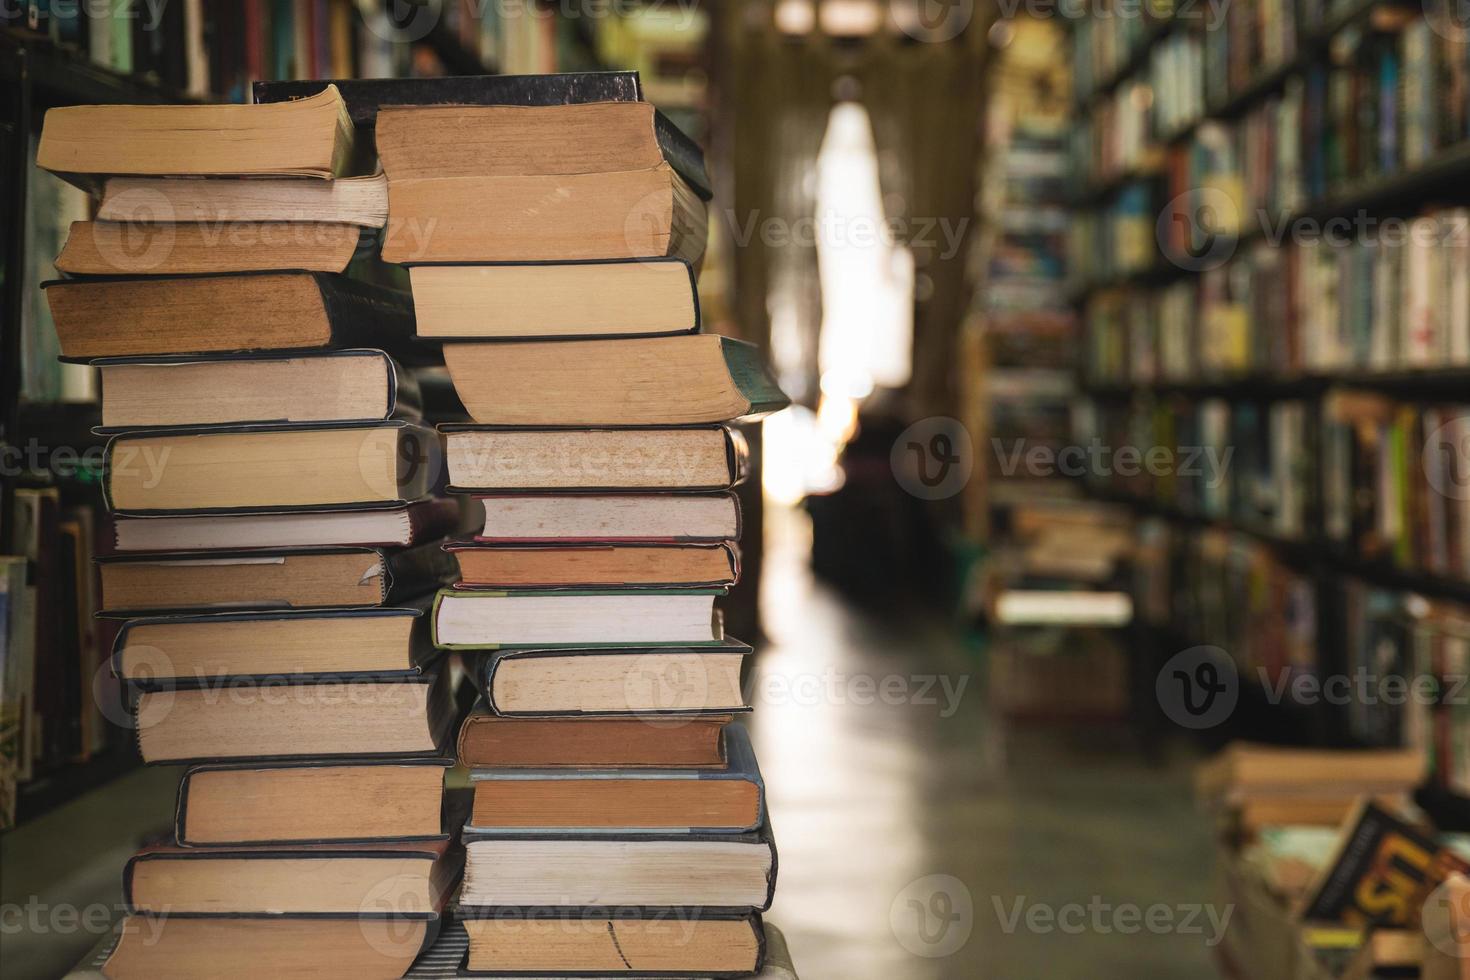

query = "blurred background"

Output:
[[4, 1, 1470, 978]]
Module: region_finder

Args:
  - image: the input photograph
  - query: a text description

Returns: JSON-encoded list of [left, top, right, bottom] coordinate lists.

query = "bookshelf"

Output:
[[1066, 0, 1470, 817]]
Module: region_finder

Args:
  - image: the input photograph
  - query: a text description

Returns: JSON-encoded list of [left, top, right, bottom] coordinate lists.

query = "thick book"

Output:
[[101, 421, 441, 515], [457, 708, 733, 770], [466, 723, 763, 835], [103, 916, 440, 980], [399, 918, 798, 980], [461, 912, 765, 977], [134, 664, 460, 764], [56, 220, 366, 276], [450, 541, 739, 590], [175, 757, 453, 847], [97, 173, 389, 228], [37, 85, 357, 183], [473, 640, 752, 716], [45, 272, 421, 363], [108, 498, 459, 554], [442, 335, 790, 427], [123, 838, 461, 917], [95, 350, 420, 431], [476, 493, 741, 543], [445, 426, 749, 493], [376, 100, 709, 194], [113, 603, 437, 684], [432, 589, 725, 650], [98, 542, 455, 614], [381, 165, 707, 268], [409, 258, 699, 341], [459, 821, 777, 913], [1299, 801, 1470, 929], [251, 72, 711, 200]]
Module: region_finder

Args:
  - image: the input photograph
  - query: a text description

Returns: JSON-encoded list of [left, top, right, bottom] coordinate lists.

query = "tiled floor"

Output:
[[2, 505, 1219, 979], [752, 506, 1219, 979]]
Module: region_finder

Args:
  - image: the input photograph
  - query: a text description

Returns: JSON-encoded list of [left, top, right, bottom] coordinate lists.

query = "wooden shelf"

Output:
[[1083, 368, 1470, 400], [14, 744, 142, 830]]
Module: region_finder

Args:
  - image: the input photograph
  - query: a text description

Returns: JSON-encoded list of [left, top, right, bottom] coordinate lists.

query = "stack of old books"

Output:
[[37, 88, 465, 979], [373, 87, 792, 976]]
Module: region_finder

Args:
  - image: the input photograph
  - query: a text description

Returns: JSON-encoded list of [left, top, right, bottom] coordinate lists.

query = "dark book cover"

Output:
[[1299, 801, 1470, 929]]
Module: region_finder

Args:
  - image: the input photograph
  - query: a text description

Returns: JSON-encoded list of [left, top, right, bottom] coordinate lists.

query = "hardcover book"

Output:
[[457, 709, 734, 770]]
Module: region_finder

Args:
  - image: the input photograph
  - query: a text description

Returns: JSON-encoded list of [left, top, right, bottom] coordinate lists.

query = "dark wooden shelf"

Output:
[[1, 27, 206, 106], [1082, 367, 1470, 400]]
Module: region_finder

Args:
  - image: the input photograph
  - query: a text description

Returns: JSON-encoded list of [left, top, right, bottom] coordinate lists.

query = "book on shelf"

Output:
[[174, 758, 455, 847], [457, 710, 735, 770], [465, 722, 763, 835], [56, 220, 369, 276]]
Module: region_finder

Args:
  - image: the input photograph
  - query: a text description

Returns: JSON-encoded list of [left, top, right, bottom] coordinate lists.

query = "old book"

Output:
[[113, 604, 436, 683], [432, 589, 724, 649], [377, 102, 681, 177], [398, 918, 798, 980], [123, 838, 460, 916], [473, 641, 751, 716], [251, 72, 711, 199], [457, 709, 732, 769], [45, 273, 417, 361], [1197, 744, 1428, 804], [466, 723, 762, 834], [460, 823, 776, 912], [445, 427, 747, 493], [381, 165, 706, 267], [442, 335, 788, 426], [1299, 801, 1470, 929], [409, 259, 698, 340], [102, 422, 440, 514], [55, 220, 364, 275], [450, 542, 738, 589], [462, 913, 764, 976], [97, 351, 418, 430], [103, 917, 435, 980], [38, 86, 356, 181], [109, 499, 458, 553], [98, 173, 388, 227], [99, 542, 454, 614], [135, 667, 458, 763], [175, 758, 451, 846], [476, 493, 740, 543]]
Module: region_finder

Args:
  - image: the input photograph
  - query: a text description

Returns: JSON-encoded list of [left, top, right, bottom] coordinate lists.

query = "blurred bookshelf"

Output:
[[1064, 0, 1470, 817]]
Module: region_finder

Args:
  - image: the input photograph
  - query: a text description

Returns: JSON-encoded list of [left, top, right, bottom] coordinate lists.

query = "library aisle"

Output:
[[754, 506, 1217, 978]]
